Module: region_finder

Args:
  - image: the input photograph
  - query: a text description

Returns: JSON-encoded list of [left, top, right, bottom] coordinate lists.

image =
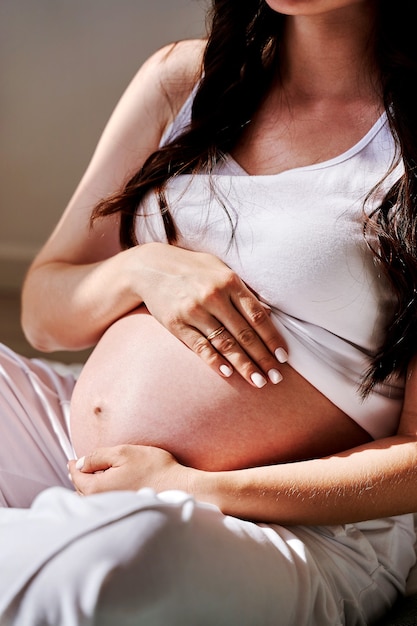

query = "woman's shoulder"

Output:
[[141, 39, 206, 132], [152, 38, 206, 82]]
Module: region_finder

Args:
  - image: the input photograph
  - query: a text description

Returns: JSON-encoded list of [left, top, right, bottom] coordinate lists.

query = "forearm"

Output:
[[190, 435, 417, 525], [21, 248, 143, 352], [21, 241, 215, 352]]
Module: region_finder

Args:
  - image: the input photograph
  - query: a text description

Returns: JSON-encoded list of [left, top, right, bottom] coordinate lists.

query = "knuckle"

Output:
[[86, 450, 96, 467], [237, 327, 257, 346], [184, 299, 203, 319], [164, 313, 184, 332], [224, 271, 241, 290], [115, 444, 129, 457], [248, 306, 268, 326], [198, 271, 241, 305], [206, 270, 239, 295], [201, 284, 225, 306], [256, 354, 275, 369], [192, 336, 213, 357], [215, 334, 237, 353], [205, 351, 224, 368], [238, 361, 260, 380]]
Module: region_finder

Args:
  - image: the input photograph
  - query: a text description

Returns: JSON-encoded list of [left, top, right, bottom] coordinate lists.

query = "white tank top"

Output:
[[135, 88, 405, 439]]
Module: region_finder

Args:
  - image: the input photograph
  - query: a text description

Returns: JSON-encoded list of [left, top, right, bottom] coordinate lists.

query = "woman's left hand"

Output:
[[67, 444, 188, 496]]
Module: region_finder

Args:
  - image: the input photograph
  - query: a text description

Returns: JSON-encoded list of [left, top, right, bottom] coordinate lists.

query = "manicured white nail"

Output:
[[220, 364, 233, 377], [275, 347, 288, 363], [251, 372, 267, 388], [268, 368, 283, 384], [75, 456, 85, 470]]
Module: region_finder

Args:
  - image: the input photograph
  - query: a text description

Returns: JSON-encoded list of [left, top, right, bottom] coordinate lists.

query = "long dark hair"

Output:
[[91, 0, 417, 394]]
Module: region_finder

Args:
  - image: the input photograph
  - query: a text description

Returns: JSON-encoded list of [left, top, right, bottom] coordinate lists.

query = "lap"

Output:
[[0, 486, 414, 626], [0, 342, 415, 624]]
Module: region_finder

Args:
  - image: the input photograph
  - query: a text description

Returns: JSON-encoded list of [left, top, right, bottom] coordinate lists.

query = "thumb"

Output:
[[74, 448, 115, 473]]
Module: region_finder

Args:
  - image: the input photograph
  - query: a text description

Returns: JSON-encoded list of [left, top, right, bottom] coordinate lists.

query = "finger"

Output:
[[176, 300, 284, 387], [73, 448, 116, 474], [68, 452, 118, 495], [71, 469, 108, 496], [207, 325, 281, 388], [163, 286, 287, 386], [260, 301, 272, 316], [199, 278, 288, 380], [184, 323, 273, 388], [201, 290, 288, 386], [213, 276, 287, 361], [187, 328, 235, 379], [229, 289, 289, 361]]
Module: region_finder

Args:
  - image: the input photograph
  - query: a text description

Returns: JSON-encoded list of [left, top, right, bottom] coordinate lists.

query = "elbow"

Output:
[[21, 297, 70, 353], [21, 309, 58, 353], [21, 318, 91, 353], [20, 270, 71, 352], [20, 272, 55, 352], [21, 309, 92, 353], [21, 301, 97, 354]]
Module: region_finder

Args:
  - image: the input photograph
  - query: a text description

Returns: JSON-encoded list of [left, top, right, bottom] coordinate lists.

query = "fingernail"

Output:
[[275, 347, 288, 363], [67, 473, 73, 483], [75, 456, 85, 470], [268, 368, 283, 384], [251, 372, 267, 388], [220, 364, 233, 377]]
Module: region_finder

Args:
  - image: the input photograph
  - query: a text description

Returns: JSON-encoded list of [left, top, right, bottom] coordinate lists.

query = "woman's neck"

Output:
[[279, 3, 378, 104]]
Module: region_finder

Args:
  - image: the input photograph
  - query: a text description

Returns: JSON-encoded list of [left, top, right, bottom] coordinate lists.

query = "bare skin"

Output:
[[70, 308, 372, 470], [68, 3, 378, 471], [31, 1, 417, 526]]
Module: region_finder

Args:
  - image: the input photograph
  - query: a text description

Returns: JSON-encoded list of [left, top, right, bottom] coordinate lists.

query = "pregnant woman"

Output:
[[2, 1, 417, 624]]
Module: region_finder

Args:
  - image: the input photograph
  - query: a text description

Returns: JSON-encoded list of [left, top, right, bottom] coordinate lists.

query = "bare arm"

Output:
[[21, 41, 202, 352], [21, 39, 287, 386], [194, 435, 417, 525], [69, 356, 417, 525]]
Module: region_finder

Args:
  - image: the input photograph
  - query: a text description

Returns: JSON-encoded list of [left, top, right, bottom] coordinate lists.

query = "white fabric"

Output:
[[0, 486, 415, 626], [0, 345, 416, 625], [148, 95, 404, 440], [0, 91, 416, 624], [0, 344, 76, 508]]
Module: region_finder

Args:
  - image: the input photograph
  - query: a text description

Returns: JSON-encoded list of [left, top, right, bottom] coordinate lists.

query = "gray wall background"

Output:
[[0, 0, 207, 290]]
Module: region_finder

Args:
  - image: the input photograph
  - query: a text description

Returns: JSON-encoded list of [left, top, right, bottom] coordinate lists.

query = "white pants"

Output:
[[0, 343, 415, 626]]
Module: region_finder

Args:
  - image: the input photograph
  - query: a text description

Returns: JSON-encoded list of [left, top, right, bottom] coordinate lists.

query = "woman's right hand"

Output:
[[132, 242, 288, 388]]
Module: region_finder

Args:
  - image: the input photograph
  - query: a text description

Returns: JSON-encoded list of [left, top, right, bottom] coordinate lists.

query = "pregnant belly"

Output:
[[70, 308, 371, 470]]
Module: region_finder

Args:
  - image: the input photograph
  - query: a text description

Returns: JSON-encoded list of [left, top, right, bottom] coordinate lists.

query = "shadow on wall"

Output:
[[0, 0, 207, 290]]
